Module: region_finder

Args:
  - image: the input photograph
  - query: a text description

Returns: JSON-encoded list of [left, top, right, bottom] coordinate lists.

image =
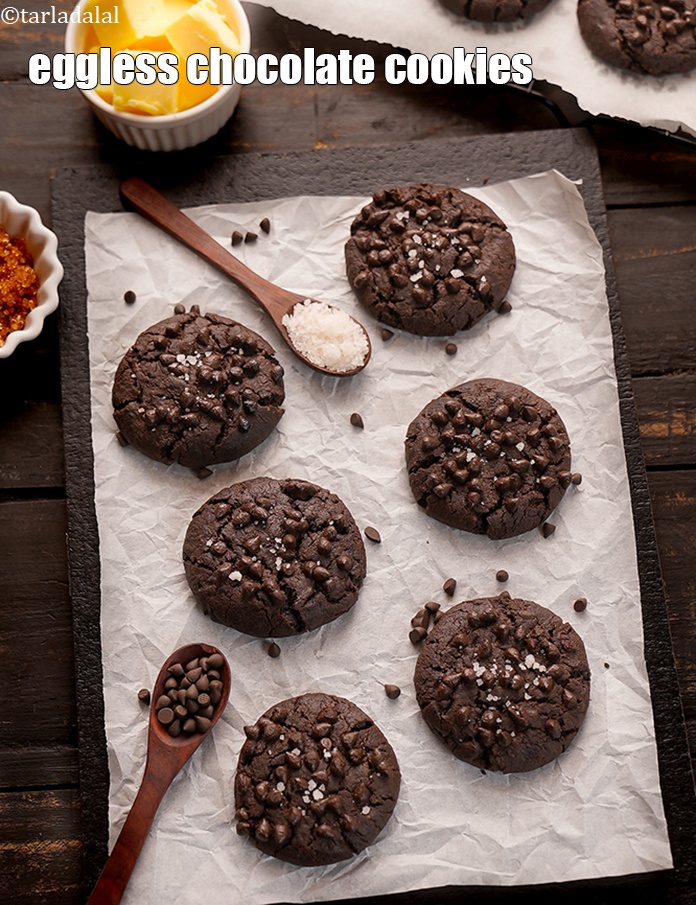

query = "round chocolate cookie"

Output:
[[183, 477, 366, 637], [405, 378, 572, 539], [415, 595, 591, 773], [577, 0, 696, 76], [345, 184, 515, 337], [440, 0, 554, 21], [235, 692, 400, 865], [112, 311, 285, 469]]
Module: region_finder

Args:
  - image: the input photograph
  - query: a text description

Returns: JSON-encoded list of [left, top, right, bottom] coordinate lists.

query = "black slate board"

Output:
[[53, 129, 696, 905]]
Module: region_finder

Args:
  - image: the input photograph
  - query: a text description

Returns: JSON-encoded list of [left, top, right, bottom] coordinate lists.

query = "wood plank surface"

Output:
[[634, 376, 696, 468]]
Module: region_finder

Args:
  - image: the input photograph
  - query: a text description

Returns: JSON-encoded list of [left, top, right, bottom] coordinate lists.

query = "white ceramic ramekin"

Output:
[[65, 0, 251, 151], [0, 192, 63, 360]]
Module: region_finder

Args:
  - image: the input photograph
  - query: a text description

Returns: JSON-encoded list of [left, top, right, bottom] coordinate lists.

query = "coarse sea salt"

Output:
[[282, 299, 368, 373]]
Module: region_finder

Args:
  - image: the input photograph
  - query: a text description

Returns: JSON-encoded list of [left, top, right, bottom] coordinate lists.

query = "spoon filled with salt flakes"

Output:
[[120, 178, 371, 377]]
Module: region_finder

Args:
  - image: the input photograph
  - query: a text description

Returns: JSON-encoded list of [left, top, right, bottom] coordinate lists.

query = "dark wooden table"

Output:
[[1, 3, 695, 904]]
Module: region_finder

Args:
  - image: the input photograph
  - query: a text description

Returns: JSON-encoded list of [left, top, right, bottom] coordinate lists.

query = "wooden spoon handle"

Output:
[[86, 761, 176, 905], [119, 177, 292, 323]]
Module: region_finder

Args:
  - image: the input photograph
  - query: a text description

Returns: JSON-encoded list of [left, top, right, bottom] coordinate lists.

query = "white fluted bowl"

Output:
[[65, 0, 251, 151], [0, 192, 63, 359]]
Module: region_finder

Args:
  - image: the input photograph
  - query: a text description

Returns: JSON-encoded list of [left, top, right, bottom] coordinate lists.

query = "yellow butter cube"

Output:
[[112, 51, 179, 116], [165, 0, 241, 61]]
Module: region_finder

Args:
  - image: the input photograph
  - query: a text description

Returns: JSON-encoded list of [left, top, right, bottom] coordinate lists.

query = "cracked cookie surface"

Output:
[[440, 0, 554, 20], [405, 378, 571, 539], [577, 0, 696, 75], [415, 595, 591, 773], [235, 692, 401, 865], [345, 184, 515, 337], [183, 477, 366, 637], [112, 311, 285, 468]]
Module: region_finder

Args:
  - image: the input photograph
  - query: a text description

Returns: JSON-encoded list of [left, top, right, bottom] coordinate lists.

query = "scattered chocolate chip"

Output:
[[541, 522, 556, 538], [245, 231, 258, 244], [604, 662, 610, 669], [231, 230, 244, 246], [267, 641, 281, 658], [434, 609, 444, 623], [116, 431, 129, 447], [259, 217, 271, 234], [173, 303, 186, 315], [350, 412, 364, 429], [445, 342, 458, 356], [497, 300, 512, 315], [138, 688, 151, 705], [124, 289, 136, 305], [409, 626, 427, 644], [380, 328, 394, 341], [196, 466, 213, 480], [573, 597, 587, 613], [496, 569, 509, 583], [189, 304, 200, 314], [384, 684, 401, 700], [443, 577, 457, 597], [364, 526, 381, 544], [571, 473, 583, 486], [425, 600, 441, 614]]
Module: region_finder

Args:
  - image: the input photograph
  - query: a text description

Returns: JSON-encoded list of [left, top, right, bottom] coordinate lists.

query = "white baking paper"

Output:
[[248, 0, 696, 136], [84, 170, 672, 905]]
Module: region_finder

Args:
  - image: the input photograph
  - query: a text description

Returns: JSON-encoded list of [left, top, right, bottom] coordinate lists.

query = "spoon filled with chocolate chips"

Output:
[[86, 642, 230, 905], [120, 178, 371, 377]]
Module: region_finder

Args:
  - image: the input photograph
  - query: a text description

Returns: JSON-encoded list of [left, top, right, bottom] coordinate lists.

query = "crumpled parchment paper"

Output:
[[84, 169, 672, 905], [248, 0, 696, 136]]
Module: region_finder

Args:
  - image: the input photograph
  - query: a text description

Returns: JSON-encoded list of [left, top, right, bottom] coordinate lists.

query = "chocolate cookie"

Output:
[[440, 0, 554, 21], [577, 0, 696, 76], [112, 311, 285, 469], [405, 378, 572, 539], [235, 692, 400, 865], [415, 595, 591, 772], [345, 184, 515, 337], [183, 477, 366, 637]]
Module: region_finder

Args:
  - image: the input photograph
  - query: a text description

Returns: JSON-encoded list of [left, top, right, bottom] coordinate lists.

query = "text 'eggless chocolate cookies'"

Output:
[[577, 0, 696, 76], [345, 184, 515, 337], [112, 311, 285, 469], [440, 0, 555, 21], [183, 477, 367, 637], [405, 378, 572, 539], [235, 692, 401, 865], [414, 595, 591, 773]]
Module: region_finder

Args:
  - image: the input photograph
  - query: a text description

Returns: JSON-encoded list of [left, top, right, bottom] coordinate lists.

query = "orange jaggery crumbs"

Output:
[[0, 227, 40, 346]]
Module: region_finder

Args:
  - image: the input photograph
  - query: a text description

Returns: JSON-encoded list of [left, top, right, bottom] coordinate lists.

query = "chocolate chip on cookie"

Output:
[[235, 692, 400, 865], [440, 0, 556, 21], [112, 311, 285, 469], [405, 378, 572, 539], [414, 595, 591, 772], [183, 477, 366, 637], [577, 0, 696, 76], [345, 184, 515, 337]]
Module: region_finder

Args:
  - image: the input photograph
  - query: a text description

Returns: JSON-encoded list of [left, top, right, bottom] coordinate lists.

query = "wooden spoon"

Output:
[[120, 177, 371, 377], [86, 642, 231, 905]]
